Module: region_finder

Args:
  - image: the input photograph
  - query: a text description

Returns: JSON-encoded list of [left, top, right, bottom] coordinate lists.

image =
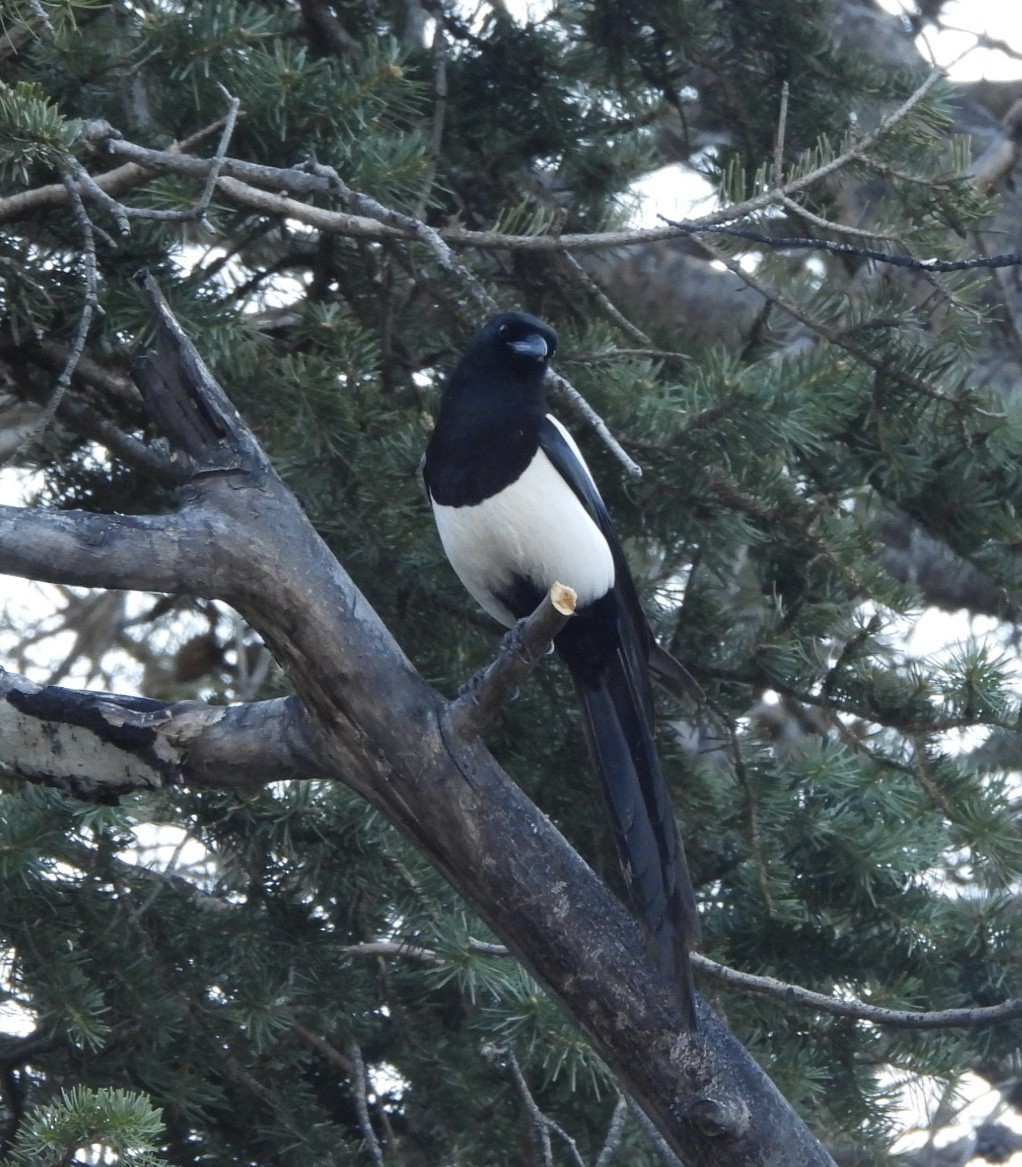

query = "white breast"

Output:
[[431, 437, 615, 628]]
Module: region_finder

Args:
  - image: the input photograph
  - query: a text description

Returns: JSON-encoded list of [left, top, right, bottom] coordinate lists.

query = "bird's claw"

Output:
[[457, 668, 487, 700]]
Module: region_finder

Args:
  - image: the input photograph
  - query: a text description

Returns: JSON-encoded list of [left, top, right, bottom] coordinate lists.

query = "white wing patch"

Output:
[[431, 431, 615, 628], [545, 414, 601, 492]]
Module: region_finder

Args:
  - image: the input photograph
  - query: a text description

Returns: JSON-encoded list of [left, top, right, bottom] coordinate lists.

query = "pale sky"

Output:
[[878, 0, 1022, 81]]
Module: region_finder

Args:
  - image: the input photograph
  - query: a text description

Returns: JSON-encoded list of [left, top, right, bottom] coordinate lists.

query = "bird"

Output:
[[422, 310, 700, 1027]]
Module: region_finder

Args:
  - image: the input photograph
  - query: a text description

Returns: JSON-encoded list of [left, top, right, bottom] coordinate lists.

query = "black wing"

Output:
[[539, 416, 700, 1024], [538, 417, 700, 706]]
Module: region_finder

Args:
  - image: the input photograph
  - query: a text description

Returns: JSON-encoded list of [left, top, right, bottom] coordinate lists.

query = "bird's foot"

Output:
[[457, 667, 489, 701], [457, 619, 545, 702], [458, 666, 521, 704], [502, 617, 556, 664]]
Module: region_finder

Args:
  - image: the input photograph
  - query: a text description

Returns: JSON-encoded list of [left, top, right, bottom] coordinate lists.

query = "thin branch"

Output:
[[0, 117, 230, 225], [495, 1046, 588, 1167], [692, 234, 1001, 416], [0, 175, 99, 470], [302, 159, 497, 316], [772, 80, 789, 188], [12, 66, 936, 257], [213, 169, 1021, 271], [195, 87, 242, 224], [339, 938, 1022, 1031], [566, 347, 690, 365], [940, 25, 1022, 64], [594, 1094, 629, 1167], [289, 1023, 356, 1077], [728, 714, 775, 916], [50, 394, 180, 485], [78, 94, 241, 229], [339, 940, 445, 963], [560, 253, 654, 347], [449, 583, 576, 737], [777, 194, 899, 240], [626, 1097, 684, 1167], [693, 954, 1022, 1030], [346, 1042, 386, 1167], [664, 218, 1022, 272], [549, 370, 644, 477], [503, 1046, 555, 1167]]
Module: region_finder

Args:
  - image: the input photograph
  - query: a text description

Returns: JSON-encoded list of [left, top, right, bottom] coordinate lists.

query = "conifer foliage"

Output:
[[2, 0, 1022, 1164]]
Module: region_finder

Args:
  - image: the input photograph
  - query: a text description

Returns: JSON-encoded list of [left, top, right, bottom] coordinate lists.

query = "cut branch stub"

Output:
[[449, 583, 576, 738]]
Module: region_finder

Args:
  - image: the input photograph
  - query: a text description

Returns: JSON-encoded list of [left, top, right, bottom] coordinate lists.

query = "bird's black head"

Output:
[[426, 310, 558, 498], [475, 312, 558, 368]]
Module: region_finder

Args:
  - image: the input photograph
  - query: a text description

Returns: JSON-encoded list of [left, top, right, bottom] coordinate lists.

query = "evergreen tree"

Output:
[[1, 0, 1022, 1163]]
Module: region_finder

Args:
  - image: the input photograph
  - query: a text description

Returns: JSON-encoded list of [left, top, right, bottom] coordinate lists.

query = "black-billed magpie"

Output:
[[423, 311, 699, 1027]]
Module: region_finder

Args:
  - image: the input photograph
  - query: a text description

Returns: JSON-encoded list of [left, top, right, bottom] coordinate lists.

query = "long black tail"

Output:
[[570, 652, 699, 1028]]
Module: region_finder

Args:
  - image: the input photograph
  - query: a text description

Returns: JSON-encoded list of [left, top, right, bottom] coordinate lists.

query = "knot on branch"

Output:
[[688, 1094, 750, 1139]]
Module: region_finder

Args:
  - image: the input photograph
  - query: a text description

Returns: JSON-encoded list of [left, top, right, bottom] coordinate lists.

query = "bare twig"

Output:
[[339, 940, 445, 963], [566, 347, 690, 365], [494, 1046, 587, 1167], [548, 370, 644, 477], [594, 1094, 629, 1167], [504, 1046, 555, 1167], [664, 218, 1022, 272], [560, 253, 653, 347], [290, 1023, 356, 1076], [0, 174, 99, 469], [339, 938, 1022, 1031], [777, 195, 899, 240], [692, 234, 1004, 416], [693, 954, 1022, 1030], [195, 86, 242, 224], [76, 92, 240, 229], [773, 81, 789, 188], [626, 1097, 685, 1167], [448, 583, 576, 737], [212, 166, 1022, 273], [940, 25, 1022, 65], [339, 939, 506, 963], [0, 117, 230, 226], [302, 159, 497, 316], [1, 66, 937, 257], [346, 1042, 386, 1167]]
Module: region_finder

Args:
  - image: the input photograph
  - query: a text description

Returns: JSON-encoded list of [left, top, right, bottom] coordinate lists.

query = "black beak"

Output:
[[508, 335, 549, 360]]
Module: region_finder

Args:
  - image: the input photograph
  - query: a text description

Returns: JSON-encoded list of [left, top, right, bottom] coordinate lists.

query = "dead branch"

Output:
[[0, 272, 837, 1167]]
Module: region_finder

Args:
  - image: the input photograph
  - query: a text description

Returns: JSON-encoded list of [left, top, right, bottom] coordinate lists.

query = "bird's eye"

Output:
[[497, 324, 510, 337]]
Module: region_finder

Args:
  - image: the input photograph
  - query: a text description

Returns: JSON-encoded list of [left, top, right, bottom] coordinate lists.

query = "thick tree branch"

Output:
[[0, 274, 836, 1167], [0, 668, 319, 796], [0, 506, 221, 594]]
